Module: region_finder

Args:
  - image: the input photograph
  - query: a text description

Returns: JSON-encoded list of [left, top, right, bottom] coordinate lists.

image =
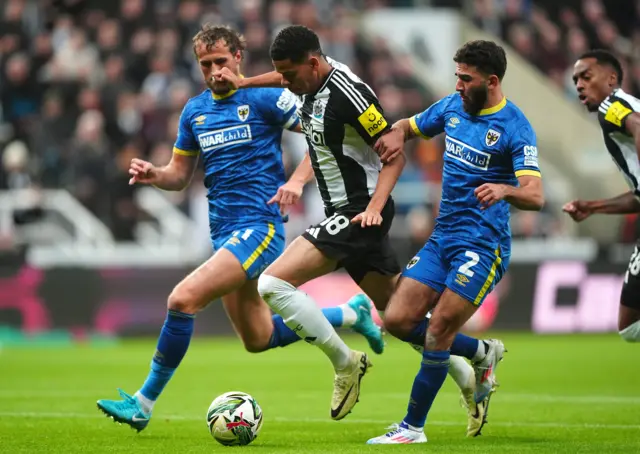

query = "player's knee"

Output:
[[619, 320, 640, 342], [426, 317, 447, 339], [381, 315, 403, 338], [257, 274, 296, 312], [167, 285, 200, 314], [241, 338, 269, 353], [426, 314, 457, 346], [382, 308, 413, 339]]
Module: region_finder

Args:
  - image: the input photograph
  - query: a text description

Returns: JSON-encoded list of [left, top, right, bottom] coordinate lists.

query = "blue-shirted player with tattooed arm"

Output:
[[95, 24, 383, 432], [367, 40, 545, 444]]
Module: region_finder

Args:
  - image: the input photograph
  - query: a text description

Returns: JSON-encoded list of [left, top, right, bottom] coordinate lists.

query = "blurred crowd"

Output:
[[472, 0, 640, 100], [0, 0, 582, 249], [0, 0, 447, 245], [472, 0, 640, 242]]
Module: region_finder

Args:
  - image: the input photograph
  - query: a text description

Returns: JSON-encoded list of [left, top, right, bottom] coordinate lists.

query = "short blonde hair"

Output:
[[192, 23, 246, 56]]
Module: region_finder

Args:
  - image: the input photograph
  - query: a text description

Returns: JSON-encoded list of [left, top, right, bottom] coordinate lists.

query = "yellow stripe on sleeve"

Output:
[[173, 146, 199, 157], [242, 223, 276, 271], [515, 170, 541, 178], [409, 116, 430, 139], [473, 248, 502, 306]]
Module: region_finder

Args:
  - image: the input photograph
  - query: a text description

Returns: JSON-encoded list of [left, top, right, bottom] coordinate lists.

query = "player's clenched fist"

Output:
[[474, 183, 508, 209], [129, 158, 158, 185], [212, 67, 243, 90], [562, 200, 593, 222]]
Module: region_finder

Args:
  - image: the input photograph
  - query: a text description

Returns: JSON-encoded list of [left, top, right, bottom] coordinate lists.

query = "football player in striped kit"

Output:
[[565, 49, 640, 344]]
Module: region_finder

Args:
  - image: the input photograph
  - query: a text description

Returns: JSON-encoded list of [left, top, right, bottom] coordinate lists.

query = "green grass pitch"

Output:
[[0, 333, 638, 453]]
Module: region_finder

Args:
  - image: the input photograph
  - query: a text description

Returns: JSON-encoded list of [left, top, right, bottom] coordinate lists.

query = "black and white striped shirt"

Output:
[[598, 88, 640, 197], [296, 58, 391, 214]]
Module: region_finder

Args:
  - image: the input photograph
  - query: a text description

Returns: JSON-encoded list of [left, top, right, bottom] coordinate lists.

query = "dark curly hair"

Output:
[[192, 23, 246, 56], [578, 49, 624, 84], [454, 40, 507, 81], [270, 25, 322, 63]]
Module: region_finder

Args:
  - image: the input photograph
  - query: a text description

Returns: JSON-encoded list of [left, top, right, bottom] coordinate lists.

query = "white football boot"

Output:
[[462, 384, 495, 437], [330, 350, 371, 420], [473, 338, 506, 403], [366, 423, 427, 444]]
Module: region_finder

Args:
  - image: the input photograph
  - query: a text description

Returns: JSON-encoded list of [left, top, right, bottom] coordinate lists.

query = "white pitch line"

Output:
[[377, 392, 640, 405], [0, 411, 638, 431], [1, 391, 639, 405]]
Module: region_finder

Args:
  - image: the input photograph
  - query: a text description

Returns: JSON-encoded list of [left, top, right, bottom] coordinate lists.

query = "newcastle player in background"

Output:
[[564, 49, 640, 344]]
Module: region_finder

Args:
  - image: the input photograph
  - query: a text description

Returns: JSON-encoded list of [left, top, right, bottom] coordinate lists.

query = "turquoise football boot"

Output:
[[97, 389, 151, 432], [348, 294, 385, 354]]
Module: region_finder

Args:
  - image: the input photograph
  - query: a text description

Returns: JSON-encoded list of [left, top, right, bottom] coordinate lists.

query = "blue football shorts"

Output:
[[402, 234, 509, 306], [212, 222, 285, 280]]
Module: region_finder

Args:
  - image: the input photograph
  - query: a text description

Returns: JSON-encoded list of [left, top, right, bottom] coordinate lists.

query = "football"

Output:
[[206, 391, 263, 446]]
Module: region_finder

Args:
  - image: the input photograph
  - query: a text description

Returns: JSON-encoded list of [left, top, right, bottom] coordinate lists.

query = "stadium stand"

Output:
[[0, 0, 592, 246], [471, 0, 640, 241]]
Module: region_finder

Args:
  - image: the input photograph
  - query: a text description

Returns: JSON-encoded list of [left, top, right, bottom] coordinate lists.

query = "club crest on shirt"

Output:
[[406, 256, 420, 270], [313, 100, 325, 119], [237, 105, 250, 122], [485, 129, 501, 147]]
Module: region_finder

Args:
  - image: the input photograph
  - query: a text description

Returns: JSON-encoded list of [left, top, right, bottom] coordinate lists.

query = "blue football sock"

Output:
[[450, 332, 479, 360], [403, 350, 450, 428], [139, 310, 195, 402], [401, 318, 429, 346], [321, 307, 344, 326], [267, 307, 344, 349], [401, 318, 479, 360]]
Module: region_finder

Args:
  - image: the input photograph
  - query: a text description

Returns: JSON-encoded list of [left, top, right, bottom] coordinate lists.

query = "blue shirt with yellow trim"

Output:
[[174, 87, 299, 234], [411, 93, 541, 249]]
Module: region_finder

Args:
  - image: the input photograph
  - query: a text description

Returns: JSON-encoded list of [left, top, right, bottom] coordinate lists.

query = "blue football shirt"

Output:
[[174, 87, 299, 234], [411, 94, 541, 249]]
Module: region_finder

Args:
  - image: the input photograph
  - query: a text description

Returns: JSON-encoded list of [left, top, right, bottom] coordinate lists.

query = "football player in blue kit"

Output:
[[96, 24, 383, 432], [367, 40, 545, 444]]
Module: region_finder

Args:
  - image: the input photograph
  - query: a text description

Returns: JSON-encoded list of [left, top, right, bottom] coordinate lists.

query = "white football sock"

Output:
[[134, 391, 154, 414], [620, 319, 640, 342], [472, 340, 487, 362], [258, 274, 352, 370], [447, 355, 474, 390], [339, 303, 358, 327]]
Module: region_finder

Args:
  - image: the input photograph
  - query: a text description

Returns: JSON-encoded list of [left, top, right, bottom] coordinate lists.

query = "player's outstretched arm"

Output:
[[563, 192, 640, 222], [374, 118, 416, 163], [129, 153, 198, 191], [268, 152, 314, 213], [475, 175, 544, 211], [352, 151, 407, 227], [563, 113, 640, 221], [240, 71, 283, 88], [375, 99, 448, 164], [214, 68, 283, 89], [287, 151, 314, 186]]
